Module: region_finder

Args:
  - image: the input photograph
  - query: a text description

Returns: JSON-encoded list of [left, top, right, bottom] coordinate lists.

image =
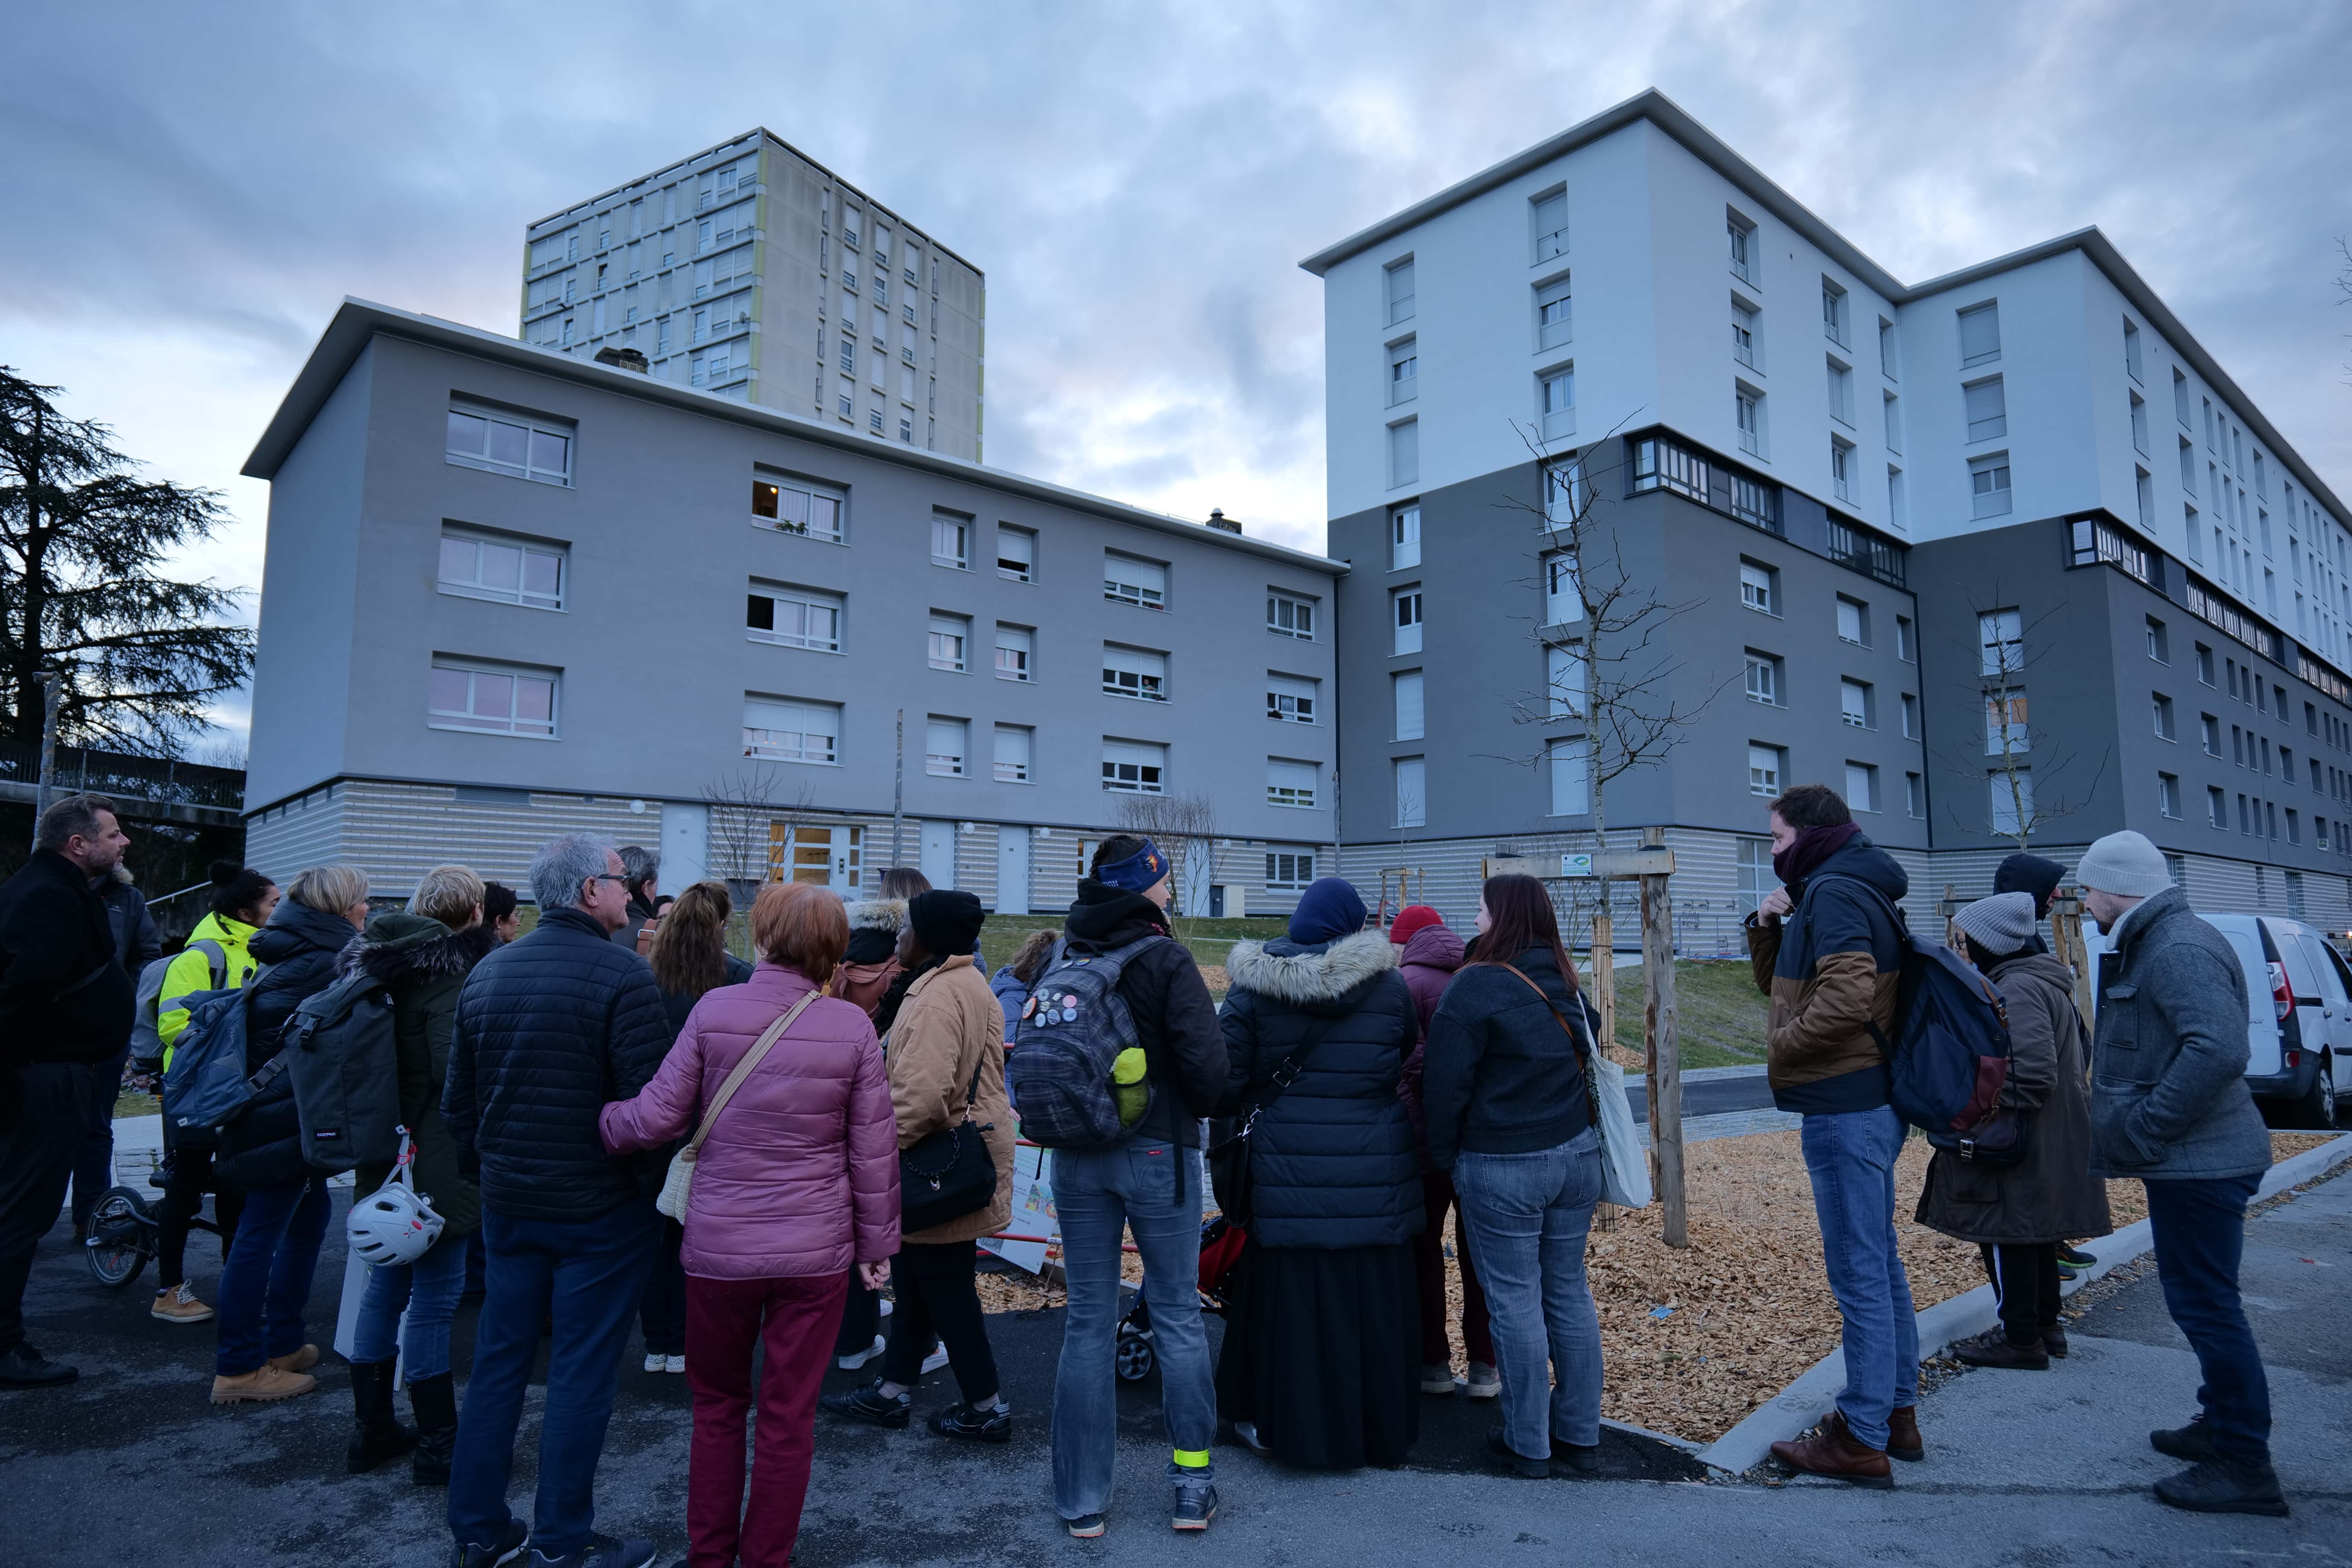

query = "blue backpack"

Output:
[[159, 987, 257, 1133], [1814, 876, 2022, 1165], [1004, 935, 1165, 1148]]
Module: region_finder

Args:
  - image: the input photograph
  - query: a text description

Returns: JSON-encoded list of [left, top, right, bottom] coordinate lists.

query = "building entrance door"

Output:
[[996, 826, 1031, 915], [770, 822, 863, 892]]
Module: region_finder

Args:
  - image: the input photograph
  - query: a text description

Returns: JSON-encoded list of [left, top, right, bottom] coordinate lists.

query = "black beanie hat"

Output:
[[1993, 852, 2065, 920], [908, 888, 987, 958]]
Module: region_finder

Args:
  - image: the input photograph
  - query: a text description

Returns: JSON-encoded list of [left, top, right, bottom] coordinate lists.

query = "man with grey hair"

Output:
[[612, 844, 660, 954], [2076, 829, 2284, 1517], [0, 794, 136, 1388], [443, 833, 671, 1568]]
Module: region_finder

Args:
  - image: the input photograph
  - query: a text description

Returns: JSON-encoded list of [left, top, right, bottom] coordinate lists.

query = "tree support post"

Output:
[[1639, 826, 1686, 1248]]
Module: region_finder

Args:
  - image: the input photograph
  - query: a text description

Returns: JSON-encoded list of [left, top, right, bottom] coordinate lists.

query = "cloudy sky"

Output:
[[5, 0, 2349, 744]]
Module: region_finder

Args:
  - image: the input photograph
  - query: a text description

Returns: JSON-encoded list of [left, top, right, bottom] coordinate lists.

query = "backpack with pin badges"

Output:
[[1004, 934, 1166, 1148]]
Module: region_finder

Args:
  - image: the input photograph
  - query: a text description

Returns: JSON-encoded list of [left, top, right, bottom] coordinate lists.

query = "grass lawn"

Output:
[[1600, 958, 1768, 1071]]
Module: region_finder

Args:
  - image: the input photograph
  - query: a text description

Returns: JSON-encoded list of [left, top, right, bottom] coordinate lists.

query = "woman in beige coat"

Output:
[[821, 889, 1014, 1442]]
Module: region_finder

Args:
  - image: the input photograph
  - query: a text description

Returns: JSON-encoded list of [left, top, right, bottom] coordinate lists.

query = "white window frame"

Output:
[[1547, 642, 1586, 718], [927, 613, 970, 673], [931, 512, 970, 569], [1394, 756, 1427, 828], [1958, 301, 2002, 368], [1394, 669, 1425, 740], [1538, 275, 1573, 351], [1740, 560, 1777, 615], [446, 401, 572, 486], [996, 524, 1036, 582], [743, 695, 840, 766], [1970, 451, 2013, 519], [1102, 643, 1169, 703], [1748, 744, 1784, 798], [1841, 678, 1873, 729], [1731, 298, 1759, 369], [437, 526, 566, 612], [1539, 364, 1575, 440], [1102, 739, 1167, 795], [1745, 650, 1782, 706], [1393, 587, 1425, 654], [751, 472, 847, 544], [1385, 257, 1415, 325], [1268, 589, 1317, 641], [428, 659, 559, 739], [1103, 551, 1167, 610], [1267, 758, 1319, 810], [746, 581, 844, 654], [1845, 762, 1879, 813], [1387, 337, 1418, 406], [1543, 554, 1580, 626], [1821, 278, 1849, 347], [1265, 849, 1315, 892], [1267, 672, 1319, 726], [993, 724, 1033, 784], [1963, 376, 2007, 443], [993, 623, 1033, 683], [1548, 737, 1590, 817], [1390, 504, 1421, 570], [1531, 190, 1568, 261]]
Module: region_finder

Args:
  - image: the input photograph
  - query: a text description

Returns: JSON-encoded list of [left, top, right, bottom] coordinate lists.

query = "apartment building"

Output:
[[238, 301, 1339, 915], [1304, 89, 2352, 938], [518, 130, 985, 462]]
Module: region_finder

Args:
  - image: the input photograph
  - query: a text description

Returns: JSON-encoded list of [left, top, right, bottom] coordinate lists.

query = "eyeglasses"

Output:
[[591, 874, 627, 886]]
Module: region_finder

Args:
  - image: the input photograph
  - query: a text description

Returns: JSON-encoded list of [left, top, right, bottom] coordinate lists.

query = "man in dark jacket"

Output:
[[443, 833, 670, 1568], [2077, 830, 2286, 1518], [0, 794, 136, 1388], [69, 862, 163, 1237], [611, 844, 660, 953], [1048, 835, 1228, 1537], [1745, 783, 1921, 1486]]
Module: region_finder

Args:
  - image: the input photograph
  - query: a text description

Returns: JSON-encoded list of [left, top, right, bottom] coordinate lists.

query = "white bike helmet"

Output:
[[348, 1134, 445, 1267]]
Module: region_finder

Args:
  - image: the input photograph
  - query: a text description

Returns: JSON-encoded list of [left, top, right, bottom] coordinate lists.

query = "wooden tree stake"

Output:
[[1639, 826, 1687, 1248]]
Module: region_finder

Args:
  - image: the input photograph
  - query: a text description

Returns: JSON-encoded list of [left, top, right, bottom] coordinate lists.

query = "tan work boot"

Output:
[[212, 1365, 318, 1404], [151, 1283, 215, 1324], [1771, 1408, 1893, 1488], [267, 1343, 319, 1374]]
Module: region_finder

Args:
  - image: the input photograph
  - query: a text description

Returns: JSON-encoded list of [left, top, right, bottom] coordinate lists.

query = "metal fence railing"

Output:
[[0, 737, 245, 811]]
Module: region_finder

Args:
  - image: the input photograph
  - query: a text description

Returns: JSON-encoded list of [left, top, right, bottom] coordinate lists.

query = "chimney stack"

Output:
[[1206, 508, 1241, 534], [594, 346, 651, 374]]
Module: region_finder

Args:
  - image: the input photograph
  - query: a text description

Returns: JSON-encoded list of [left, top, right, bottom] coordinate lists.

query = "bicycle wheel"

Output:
[[85, 1186, 154, 1289]]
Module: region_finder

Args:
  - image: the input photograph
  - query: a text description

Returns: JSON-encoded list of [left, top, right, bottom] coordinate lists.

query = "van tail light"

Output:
[[2269, 960, 2294, 1023]]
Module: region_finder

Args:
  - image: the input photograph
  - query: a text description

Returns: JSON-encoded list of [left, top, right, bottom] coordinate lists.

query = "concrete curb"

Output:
[[1693, 1130, 2352, 1477]]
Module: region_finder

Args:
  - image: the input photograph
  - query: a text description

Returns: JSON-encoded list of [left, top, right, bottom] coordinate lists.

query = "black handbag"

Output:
[[900, 1060, 996, 1232], [1207, 1019, 1331, 1229]]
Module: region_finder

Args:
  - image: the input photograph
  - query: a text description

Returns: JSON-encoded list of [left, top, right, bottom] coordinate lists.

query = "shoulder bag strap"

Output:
[[1464, 960, 1602, 1120], [679, 989, 822, 1161], [1242, 1015, 1334, 1126]]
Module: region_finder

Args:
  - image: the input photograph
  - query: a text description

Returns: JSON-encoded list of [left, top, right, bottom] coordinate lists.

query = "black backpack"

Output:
[[269, 971, 402, 1173]]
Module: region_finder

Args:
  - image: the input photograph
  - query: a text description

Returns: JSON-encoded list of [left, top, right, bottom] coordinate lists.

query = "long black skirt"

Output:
[[1216, 1239, 1420, 1469]]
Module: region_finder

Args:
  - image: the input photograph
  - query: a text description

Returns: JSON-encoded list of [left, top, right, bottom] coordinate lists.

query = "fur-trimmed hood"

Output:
[[339, 912, 498, 985], [846, 897, 907, 935], [1225, 927, 1399, 1008]]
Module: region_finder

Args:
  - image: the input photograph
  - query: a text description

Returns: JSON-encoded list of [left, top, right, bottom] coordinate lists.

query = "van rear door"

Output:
[[2221, 920, 2283, 1076]]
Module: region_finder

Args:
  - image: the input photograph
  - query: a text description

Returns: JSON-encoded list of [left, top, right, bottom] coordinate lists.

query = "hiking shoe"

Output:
[[1465, 1361, 1502, 1399], [928, 1400, 1011, 1443], [1550, 1436, 1601, 1473], [1886, 1404, 1924, 1463], [837, 1334, 886, 1371], [0, 1343, 77, 1388], [452, 1518, 529, 1568], [920, 1340, 950, 1375], [2043, 1325, 2069, 1359], [820, 1378, 910, 1428], [2151, 1418, 2219, 1463], [1419, 1362, 1457, 1394], [1485, 1428, 1550, 1479], [2154, 1458, 2289, 1517], [1770, 1410, 1893, 1489], [266, 1343, 319, 1374], [1951, 1327, 2049, 1371], [152, 1283, 214, 1324], [2058, 1243, 2096, 1267], [1065, 1514, 1106, 1539], [528, 1535, 656, 1568], [1172, 1479, 1218, 1530], [211, 1365, 316, 1403]]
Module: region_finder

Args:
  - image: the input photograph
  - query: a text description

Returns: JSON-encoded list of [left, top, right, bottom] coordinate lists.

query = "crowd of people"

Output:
[[0, 779, 2298, 1567]]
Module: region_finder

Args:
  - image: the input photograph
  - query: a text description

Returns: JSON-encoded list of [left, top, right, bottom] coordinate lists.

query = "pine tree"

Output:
[[0, 367, 254, 755]]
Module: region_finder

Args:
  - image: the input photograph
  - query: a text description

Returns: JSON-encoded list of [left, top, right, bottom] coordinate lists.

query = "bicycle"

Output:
[[82, 1173, 228, 1289]]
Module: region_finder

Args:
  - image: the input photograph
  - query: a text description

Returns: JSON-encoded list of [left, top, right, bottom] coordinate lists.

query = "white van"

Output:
[[2083, 912, 2344, 1129]]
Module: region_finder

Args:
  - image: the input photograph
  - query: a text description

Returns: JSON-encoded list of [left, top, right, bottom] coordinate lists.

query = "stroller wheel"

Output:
[[85, 1187, 155, 1289], [1115, 1328, 1156, 1383]]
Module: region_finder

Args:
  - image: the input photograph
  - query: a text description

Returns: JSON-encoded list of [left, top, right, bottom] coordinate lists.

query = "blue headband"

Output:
[[1096, 839, 1168, 893]]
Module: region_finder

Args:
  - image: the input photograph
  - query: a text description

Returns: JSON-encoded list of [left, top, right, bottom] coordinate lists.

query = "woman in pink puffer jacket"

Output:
[[601, 881, 899, 1568]]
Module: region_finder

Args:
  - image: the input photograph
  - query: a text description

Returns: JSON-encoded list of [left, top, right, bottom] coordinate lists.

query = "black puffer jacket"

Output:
[[442, 906, 673, 1222], [216, 897, 365, 1189], [1219, 929, 1422, 1249], [0, 849, 135, 1070], [346, 914, 498, 1236], [1422, 947, 1592, 1171], [1062, 882, 1227, 1150]]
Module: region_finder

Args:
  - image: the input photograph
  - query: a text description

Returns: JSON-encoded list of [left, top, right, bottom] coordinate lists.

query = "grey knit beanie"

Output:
[[1953, 892, 2037, 958], [2073, 829, 2172, 898]]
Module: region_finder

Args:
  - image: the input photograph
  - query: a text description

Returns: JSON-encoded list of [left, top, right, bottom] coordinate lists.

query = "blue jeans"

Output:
[[352, 1229, 470, 1381], [1050, 1139, 1215, 1519], [449, 1202, 661, 1561], [2143, 1172, 2270, 1465], [1800, 1105, 1918, 1450], [212, 1175, 332, 1376], [1452, 1127, 1605, 1459]]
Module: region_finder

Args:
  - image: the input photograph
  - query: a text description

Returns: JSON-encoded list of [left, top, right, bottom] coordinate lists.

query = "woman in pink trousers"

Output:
[[602, 880, 900, 1568]]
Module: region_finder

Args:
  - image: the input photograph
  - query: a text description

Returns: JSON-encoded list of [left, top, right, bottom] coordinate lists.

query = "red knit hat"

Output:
[[1388, 905, 1444, 946]]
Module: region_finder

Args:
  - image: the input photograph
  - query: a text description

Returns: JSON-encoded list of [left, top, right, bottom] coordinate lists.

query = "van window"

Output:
[[2295, 933, 2347, 1007], [2268, 921, 2324, 1002], [2217, 925, 2270, 1032]]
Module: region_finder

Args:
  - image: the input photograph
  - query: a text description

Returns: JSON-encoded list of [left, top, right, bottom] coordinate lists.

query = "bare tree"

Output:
[[1113, 789, 1219, 940], [1945, 589, 2110, 849], [2336, 237, 2352, 385], [701, 767, 817, 900]]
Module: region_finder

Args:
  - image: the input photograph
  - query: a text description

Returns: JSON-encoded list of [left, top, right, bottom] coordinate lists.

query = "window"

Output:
[[1102, 644, 1168, 702], [1963, 376, 2007, 442], [1539, 367, 1575, 439], [1882, 391, 1902, 454], [1841, 678, 1872, 728], [1748, 744, 1784, 797], [446, 402, 572, 485], [437, 527, 564, 610], [1390, 503, 1421, 569], [924, 717, 967, 778], [2209, 785, 2228, 826], [2154, 693, 2176, 740], [1630, 436, 1711, 502], [1830, 437, 1855, 502], [751, 472, 846, 543], [1266, 850, 1315, 891], [1731, 299, 1758, 368], [2180, 438, 2198, 494], [994, 623, 1033, 682], [1547, 643, 1586, 717], [1740, 559, 1778, 614], [1539, 277, 1573, 350], [742, 696, 838, 764], [1879, 317, 1899, 380], [1102, 740, 1167, 795], [1901, 691, 1920, 738], [746, 583, 844, 653], [1985, 689, 2030, 755], [1977, 607, 2022, 676], [1845, 762, 1878, 812], [1394, 588, 1424, 653], [2195, 643, 2214, 685], [2124, 318, 2144, 382], [2147, 616, 2170, 662], [1826, 358, 1855, 425], [1970, 452, 2013, 518], [1393, 757, 1426, 827], [2202, 713, 2221, 755], [1548, 738, 1591, 816], [996, 524, 1035, 581], [1838, 595, 1869, 647], [1990, 768, 2034, 836], [2130, 392, 2149, 454], [930, 511, 969, 568], [1103, 551, 1167, 609], [2159, 771, 2181, 818], [428, 659, 557, 738], [1385, 258, 1415, 325], [1387, 338, 1417, 405], [1267, 759, 1319, 809], [1896, 615, 1915, 662], [1388, 419, 1419, 488], [926, 613, 969, 673], [869, 408, 884, 434], [1543, 553, 1579, 625], [1532, 191, 1568, 261], [1393, 670, 1425, 739], [1268, 673, 1319, 725], [1268, 589, 1317, 640], [1542, 459, 1584, 525], [2174, 368, 2192, 426], [1745, 651, 1783, 706], [1958, 301, 2001, 367], [1735, 384, 1765, 456], [1727, 211, 1756, 283], [1887, 464, 1906, 525], [1821, 278, 1849, 347]]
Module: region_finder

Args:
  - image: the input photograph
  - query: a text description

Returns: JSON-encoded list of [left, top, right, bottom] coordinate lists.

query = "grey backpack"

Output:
[[275, 971, 402, 1173], [131, 938, 227, 1071]]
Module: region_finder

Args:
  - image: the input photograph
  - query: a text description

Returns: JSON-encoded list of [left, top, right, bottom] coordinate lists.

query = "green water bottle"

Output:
[[1113, 1046, 1149, 1127]]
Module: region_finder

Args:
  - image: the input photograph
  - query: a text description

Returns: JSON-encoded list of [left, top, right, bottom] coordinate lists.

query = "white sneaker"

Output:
[[879, 1297, 893, 1318], [663, 1354, 686, 1374], [920, 1340, 950, 1375], [838, 1334, 886, 1371], [644, 1353, 665, 1373]]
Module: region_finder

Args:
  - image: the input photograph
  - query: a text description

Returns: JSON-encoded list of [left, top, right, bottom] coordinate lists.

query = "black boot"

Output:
[[408, 1370, 457, 1486], [345, 1359, 416, 1474], [2153, 1457, 2289, 1517]]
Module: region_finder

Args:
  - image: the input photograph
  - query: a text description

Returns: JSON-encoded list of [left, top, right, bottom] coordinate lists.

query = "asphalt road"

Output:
[[1623, 1065, 1776, 1123]]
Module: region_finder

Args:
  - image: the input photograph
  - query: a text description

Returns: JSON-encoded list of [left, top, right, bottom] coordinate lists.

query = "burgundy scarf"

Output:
[[1772, 822, 1860, 890]]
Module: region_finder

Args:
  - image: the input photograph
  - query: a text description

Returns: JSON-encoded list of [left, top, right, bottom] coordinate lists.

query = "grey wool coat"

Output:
[[1916, 951, 2111, 1245], [2088, 886, 2271, 1181]]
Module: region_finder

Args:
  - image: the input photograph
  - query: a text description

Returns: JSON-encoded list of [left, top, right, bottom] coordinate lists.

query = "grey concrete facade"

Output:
[[240, 302, 1339, 913]]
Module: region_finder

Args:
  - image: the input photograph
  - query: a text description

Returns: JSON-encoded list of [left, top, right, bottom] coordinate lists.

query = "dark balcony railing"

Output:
[[0, 737, 245, 811]]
